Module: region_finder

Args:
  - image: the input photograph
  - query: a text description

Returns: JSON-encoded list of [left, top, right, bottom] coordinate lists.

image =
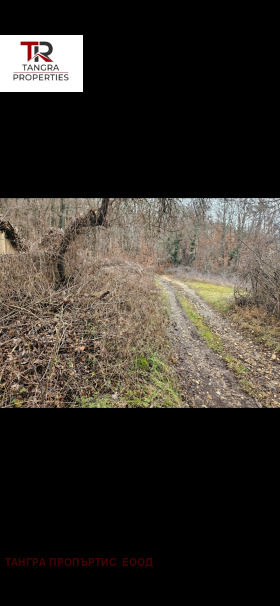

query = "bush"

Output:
[[0, 255, 178, 407]]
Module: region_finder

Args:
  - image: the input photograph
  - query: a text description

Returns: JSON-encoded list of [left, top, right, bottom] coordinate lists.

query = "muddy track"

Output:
[[158, 277, 262, 408]]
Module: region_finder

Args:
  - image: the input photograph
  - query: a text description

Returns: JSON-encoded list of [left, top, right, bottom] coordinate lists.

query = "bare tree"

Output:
[[56, 198, 112, 284]]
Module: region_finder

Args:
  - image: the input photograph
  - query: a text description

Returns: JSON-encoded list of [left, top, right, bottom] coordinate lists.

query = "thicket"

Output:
[[2, 197, 280, 319], [0, 251, 181, 408]]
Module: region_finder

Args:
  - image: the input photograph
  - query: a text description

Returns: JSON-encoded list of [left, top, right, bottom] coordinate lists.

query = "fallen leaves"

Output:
[[1, 262, 171, 408]]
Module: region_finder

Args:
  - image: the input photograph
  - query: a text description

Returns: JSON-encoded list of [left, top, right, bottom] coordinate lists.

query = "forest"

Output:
[[1, 197, 280, 408]]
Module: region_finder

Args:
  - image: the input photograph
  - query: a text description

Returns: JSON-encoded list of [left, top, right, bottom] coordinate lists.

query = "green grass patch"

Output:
[[178, 294, 260, 399], [184, 280, 280, 355], [178, 295, 223, 354], [186, 281, 234, 312], [125, 353, 183, 408], [75, 353, 183, 409], [224, 355, 250, 375], [185, 279, 280, 358], [76, 395, 113, 408], [155, 278, 171, 314]]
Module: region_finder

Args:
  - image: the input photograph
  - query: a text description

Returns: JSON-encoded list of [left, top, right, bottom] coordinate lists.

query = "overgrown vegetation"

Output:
[[0, 255, 182, 408], [2, 197, 280, 322], [2, 197, 280, 409], [229, 305, 280, 354]]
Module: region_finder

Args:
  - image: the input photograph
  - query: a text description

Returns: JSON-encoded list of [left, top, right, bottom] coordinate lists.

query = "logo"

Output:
[[21, 41, 53, 62], [13, 40, 69, 82]]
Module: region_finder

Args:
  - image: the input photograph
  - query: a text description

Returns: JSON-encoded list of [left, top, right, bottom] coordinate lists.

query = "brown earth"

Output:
[[158, 276, 280, 408]]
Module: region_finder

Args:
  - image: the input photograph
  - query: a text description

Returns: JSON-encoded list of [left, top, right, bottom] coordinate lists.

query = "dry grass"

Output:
[[178, 274, 280, 353], [0, 252, 181, 408], [180, 271, 280, 354], [229, 303, 280, 354], [162, 266, 239, 288]]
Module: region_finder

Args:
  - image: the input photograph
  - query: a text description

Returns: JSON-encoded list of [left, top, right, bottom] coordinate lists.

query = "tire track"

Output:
[[158, 278, 260, 408]]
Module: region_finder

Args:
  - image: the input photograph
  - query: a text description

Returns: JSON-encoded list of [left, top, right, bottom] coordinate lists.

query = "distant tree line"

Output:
[[2, 197, 280, 312]]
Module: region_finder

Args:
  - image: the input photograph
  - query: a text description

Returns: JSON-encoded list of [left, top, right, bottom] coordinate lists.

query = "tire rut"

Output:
[[162, 276, 280, 408], [159, 278, 260, 408]]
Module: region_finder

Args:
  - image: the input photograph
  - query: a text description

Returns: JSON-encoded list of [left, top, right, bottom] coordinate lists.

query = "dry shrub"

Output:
[[235, 258, 280, 317], [0, 254, 168, 407]]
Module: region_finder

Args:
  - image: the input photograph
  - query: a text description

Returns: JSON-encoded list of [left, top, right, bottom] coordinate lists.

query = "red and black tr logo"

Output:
[[21, 41, 53, 62]]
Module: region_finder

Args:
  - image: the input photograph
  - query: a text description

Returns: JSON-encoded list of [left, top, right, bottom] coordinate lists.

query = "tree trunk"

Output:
[[56, 198, 111, 284]]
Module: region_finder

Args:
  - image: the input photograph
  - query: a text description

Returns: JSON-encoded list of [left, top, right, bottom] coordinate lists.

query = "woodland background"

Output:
[[1, 197, 280, 307], [1, 197, 280, 407]]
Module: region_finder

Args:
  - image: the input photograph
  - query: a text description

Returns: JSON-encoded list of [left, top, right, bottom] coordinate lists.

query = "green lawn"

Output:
[[186, 281, 235, 312]]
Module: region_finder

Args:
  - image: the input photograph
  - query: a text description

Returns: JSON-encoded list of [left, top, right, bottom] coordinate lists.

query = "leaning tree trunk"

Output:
[[0, 219, 24, 252], [56, 198, 111, 284]]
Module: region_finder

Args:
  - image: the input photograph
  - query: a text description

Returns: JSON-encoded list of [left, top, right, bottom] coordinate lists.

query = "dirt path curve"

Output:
[[158, 277, 262, 408]]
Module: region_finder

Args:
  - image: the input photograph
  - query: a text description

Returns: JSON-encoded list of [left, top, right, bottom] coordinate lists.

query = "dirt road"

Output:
[[158, 276, 280, 408]]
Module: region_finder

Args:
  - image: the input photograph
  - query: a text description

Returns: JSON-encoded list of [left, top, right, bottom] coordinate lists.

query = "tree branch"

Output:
[[56, 198, 112, 284]]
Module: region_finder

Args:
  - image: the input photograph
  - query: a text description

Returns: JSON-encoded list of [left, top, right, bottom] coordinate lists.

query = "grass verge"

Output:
[[75, 353, 183, 408], [186, 281, 234, 312], [186, 280, 280, 355], [229, 306, 280, 354], [178, 294, 257, 398]]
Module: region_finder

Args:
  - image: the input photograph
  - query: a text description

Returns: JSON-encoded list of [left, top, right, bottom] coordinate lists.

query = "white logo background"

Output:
[[0, 35, 83, 92]]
